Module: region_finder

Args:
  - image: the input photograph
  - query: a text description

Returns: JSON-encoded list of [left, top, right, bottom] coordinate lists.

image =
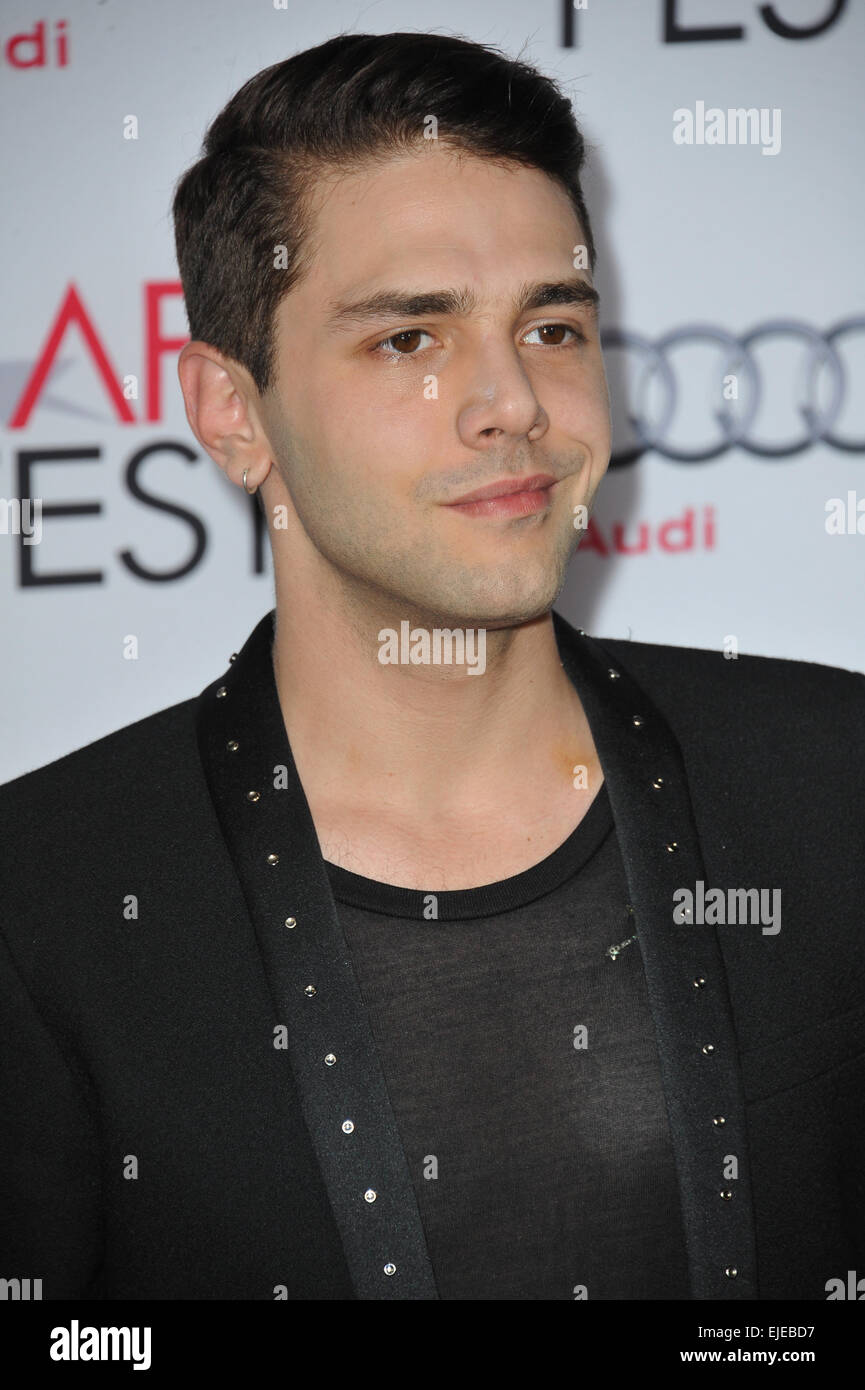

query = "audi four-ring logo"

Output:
[[602, 317, 864, 464]]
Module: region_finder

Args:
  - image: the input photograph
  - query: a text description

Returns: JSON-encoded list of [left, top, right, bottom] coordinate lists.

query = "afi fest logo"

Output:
[[562, 0, 849, 48], [7, 282, 186, 428]]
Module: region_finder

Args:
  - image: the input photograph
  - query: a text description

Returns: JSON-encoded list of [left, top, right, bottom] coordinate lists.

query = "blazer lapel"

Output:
[[195, 611, 439, 1300], [553, 610, 760, 1299]]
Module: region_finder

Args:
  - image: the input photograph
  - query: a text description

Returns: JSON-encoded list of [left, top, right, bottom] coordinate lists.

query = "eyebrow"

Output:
[[324, 278, 600, 333]]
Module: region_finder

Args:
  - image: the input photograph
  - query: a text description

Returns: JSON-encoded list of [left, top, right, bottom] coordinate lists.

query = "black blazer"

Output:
[[1, 609, 864, 1301]]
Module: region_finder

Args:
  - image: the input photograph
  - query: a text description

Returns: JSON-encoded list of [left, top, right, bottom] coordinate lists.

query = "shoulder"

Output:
[[583, 633, 865, 807], [592, 633, 865, 715], [0, 692, 222, 980], [0, 695, 203, 853]]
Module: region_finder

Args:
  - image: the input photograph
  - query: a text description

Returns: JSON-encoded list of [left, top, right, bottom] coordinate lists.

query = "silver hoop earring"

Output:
[[242, 468, 258, 495]]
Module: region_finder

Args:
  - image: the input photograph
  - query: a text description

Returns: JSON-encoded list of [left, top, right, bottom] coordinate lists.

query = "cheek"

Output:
[[307, 358, 411, 438], [332, 369, 447, 478], [551, 370, 610, 439]]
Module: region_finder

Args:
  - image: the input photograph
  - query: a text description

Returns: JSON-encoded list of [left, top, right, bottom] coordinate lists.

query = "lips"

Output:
[[443, 474, 558, 521], [445, 473, 557, 505]]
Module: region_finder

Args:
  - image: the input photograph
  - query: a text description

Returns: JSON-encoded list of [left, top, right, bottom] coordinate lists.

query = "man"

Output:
[[1, 31, 863, 1303]]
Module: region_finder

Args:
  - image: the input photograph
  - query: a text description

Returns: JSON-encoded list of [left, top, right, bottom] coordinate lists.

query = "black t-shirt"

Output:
[[325, 784, 692, 1300]]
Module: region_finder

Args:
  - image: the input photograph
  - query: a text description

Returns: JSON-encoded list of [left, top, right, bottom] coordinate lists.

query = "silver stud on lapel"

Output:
[[285, 917, 297, 929], [725, 1267, 739, 1279], [342, 1120, 354, 1134], [304, 985, 317, 997], [384, 1263, 397, 1277], [652, 777, 664, 790], [607, 933, 637, 961], [632, 714, 644, 727], [720, 1190, 733, 1201], [267, 853, 279, 866], [226, 740, 239, 752], [666, 842, 679, 853], [701, 1043, 715, 1055], [229, 653, 238, 663], [608, 668, 620, 680], [216, 686, 228, 698], [693, 976, 706, 988], [324, 1053, 337, 1066], [364, 1189, 377, 1203], [713, 1115, 726, 1126], [247, 790, 261, 802]]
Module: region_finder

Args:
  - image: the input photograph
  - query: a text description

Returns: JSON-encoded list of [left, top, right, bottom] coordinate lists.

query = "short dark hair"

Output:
[[172, 31, 597, 395]]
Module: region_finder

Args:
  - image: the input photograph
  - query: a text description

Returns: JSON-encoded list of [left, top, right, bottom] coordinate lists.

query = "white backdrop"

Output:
[[2, 0, 863, 783]]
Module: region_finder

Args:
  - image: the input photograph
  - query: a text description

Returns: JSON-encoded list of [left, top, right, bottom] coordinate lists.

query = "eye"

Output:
[[373, 329, 435, 358], [522, 323, 585, 347]]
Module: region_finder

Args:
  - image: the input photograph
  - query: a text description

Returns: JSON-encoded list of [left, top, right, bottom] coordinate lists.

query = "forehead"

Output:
[[297, 143, 584, 302]]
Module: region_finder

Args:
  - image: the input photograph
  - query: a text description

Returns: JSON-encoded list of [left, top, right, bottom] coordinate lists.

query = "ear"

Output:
[[177, 342, 272, 491]]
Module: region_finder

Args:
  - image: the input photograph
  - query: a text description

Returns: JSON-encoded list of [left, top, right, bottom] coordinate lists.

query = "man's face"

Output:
[[260, 142, 611, 627]]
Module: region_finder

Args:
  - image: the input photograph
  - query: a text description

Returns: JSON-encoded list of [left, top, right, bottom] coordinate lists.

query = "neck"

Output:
[[269, 539, 595, 828]]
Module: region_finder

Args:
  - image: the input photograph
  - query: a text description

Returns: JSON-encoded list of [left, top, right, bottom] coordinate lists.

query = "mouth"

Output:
[[443, 473, 558, 520]]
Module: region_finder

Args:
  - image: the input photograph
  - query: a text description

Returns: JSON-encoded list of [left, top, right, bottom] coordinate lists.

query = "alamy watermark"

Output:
[[49, 1321, 151, 1370], [0, 497, 42, 544], [673, 101, 781, 156], [378, 621, 486, 675], [673, 881, 781, 935], [0, 1276, 42, 1299]]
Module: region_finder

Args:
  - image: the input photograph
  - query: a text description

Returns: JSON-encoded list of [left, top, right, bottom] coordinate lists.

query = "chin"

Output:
[[419, 572, 564, 631]]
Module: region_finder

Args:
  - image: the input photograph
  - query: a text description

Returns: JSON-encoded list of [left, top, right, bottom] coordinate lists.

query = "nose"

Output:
[[455, 341, 549, 450]]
